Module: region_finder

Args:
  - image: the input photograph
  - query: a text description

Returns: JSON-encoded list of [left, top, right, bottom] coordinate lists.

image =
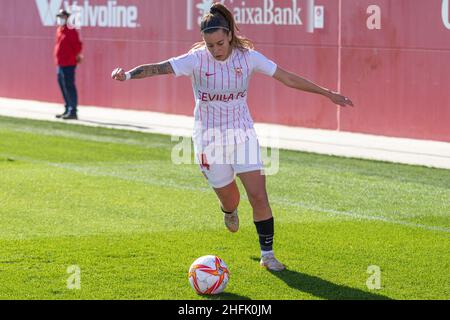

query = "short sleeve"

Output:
[[249, 50, 277, 77], [168, 52, 197, 77]]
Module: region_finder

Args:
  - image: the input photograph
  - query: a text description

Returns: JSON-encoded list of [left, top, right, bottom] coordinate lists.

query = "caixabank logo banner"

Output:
[[186, 0, 325, 33], [35, 0, 139, 28]]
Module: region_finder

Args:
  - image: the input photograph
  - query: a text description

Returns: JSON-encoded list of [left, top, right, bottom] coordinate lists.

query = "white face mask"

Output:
[[57, 17, 67, 26]]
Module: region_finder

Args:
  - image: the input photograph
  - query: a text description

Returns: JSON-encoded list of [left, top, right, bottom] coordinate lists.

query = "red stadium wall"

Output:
[[0, 0, 449, 142]]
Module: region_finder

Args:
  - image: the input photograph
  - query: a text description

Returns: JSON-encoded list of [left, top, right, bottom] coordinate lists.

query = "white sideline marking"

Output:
[[2, 154, 449, 234], [271, 197, 450, 234]]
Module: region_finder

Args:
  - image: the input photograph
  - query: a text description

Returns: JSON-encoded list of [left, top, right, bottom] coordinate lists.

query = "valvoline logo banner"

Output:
[[35, 0, 139, 28]]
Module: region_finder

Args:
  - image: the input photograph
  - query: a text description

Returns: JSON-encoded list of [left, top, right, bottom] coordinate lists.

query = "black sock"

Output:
[[254, 217, 274, 252]]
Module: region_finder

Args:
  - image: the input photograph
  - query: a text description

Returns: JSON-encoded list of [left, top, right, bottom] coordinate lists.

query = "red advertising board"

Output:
[[0, 0, 449, 142]]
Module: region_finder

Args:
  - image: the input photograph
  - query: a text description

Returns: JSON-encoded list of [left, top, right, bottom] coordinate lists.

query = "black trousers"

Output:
[[57, 66, 78, 115]]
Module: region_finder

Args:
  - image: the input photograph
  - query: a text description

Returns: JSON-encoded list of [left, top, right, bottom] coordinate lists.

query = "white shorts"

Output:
[[196, 136, 263, 189]]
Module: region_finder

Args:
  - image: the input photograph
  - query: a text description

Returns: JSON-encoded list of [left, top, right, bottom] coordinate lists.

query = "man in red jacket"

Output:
[[54, 9, 83, 120]]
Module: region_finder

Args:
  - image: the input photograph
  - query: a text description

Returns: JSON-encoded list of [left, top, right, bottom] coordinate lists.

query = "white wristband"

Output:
[[125, 72, 131, 81]]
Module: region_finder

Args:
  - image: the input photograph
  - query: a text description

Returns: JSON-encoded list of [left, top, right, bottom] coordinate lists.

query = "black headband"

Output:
[[201, 26, 230, 33]]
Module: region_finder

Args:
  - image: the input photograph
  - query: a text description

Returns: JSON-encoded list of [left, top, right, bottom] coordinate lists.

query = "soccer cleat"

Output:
[[260, 253, 286, 271], [223, 209, 239, 233]]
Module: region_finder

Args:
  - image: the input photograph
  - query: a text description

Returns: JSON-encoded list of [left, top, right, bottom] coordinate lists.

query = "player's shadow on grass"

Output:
[[251, 258, 391, 300]]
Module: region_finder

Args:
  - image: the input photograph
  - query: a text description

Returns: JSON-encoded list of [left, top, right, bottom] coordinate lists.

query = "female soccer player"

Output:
[[112, 3, 353, 271]]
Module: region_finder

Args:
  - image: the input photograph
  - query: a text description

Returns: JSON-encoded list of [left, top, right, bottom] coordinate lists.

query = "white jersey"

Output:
[[168, 47, 277, 151]]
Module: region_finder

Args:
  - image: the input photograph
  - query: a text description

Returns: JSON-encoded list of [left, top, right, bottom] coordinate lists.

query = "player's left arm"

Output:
[[273, 66, 354, 107]]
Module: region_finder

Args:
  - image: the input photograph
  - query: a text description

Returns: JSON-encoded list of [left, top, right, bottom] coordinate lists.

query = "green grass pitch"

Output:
[[0, 115, 448, 300]]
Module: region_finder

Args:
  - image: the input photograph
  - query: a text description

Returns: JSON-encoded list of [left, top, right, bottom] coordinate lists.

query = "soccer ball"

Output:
[[188, 255, 230, 295]]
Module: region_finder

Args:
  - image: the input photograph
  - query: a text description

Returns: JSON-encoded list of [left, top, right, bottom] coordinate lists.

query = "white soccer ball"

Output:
[[188, 255, 230, 295]]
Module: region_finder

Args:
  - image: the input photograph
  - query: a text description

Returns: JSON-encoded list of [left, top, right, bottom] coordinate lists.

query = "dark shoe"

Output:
[[56, 106, 69, 118], [55, 112, 68, 119], [62, 113, 78, 120]]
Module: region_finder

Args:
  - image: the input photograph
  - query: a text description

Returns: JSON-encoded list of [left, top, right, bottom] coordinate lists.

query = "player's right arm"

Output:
[[111, 61, 174, 81]]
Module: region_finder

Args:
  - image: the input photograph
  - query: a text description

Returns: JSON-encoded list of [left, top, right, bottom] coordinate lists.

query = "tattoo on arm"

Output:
[[129, 61, 174, 79]]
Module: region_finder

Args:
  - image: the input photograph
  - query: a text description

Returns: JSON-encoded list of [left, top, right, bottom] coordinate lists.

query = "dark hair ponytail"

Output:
[[192, 2, 254, 51]]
